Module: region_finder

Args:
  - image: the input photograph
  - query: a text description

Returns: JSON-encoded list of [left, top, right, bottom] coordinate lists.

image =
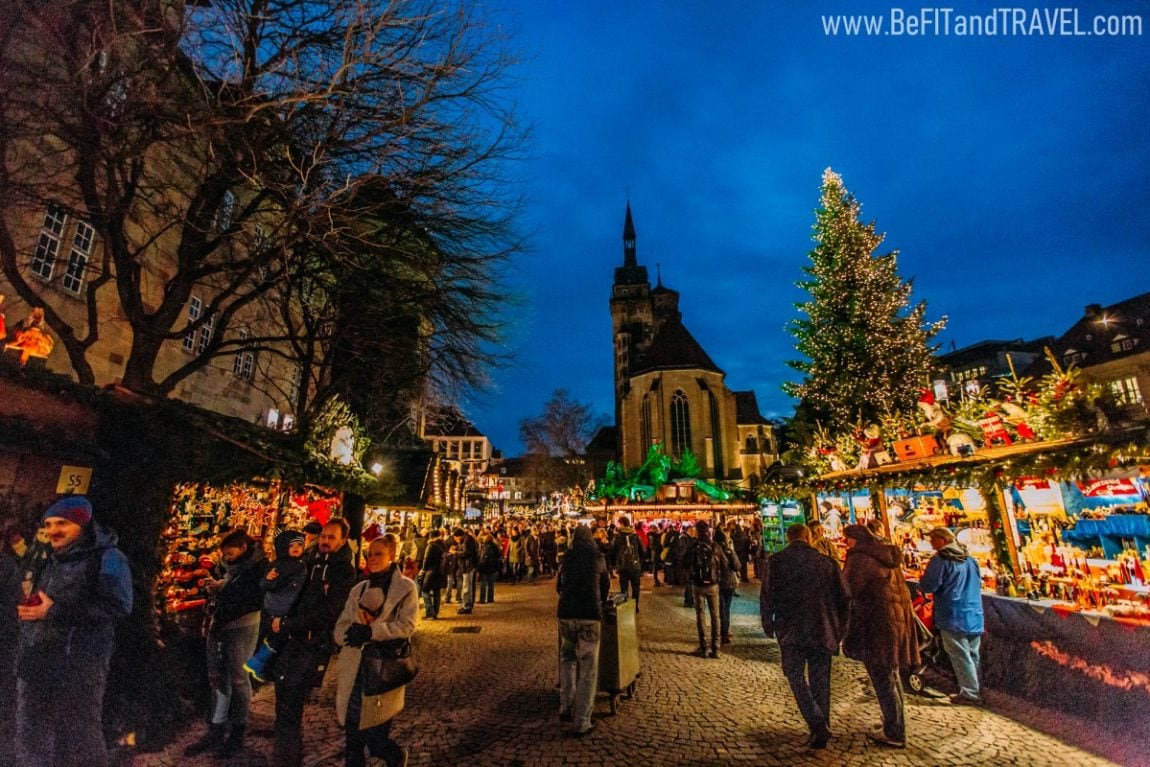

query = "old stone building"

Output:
[[610, 204, 777, 485]]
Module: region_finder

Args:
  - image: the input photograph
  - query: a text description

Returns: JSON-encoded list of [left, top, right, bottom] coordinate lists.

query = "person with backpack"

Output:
[[608, 516, 644, 613], [676, 525, 697, 607], [477, 531, 502, 604], [689, 520, 729, 659]]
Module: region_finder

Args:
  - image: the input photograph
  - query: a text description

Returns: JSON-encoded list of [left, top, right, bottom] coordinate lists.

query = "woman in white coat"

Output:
[[334, 533, 419, 767]]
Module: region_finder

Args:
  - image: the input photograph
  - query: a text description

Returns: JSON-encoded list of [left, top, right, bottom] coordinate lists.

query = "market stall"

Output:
[[155, 481, 342, 622]]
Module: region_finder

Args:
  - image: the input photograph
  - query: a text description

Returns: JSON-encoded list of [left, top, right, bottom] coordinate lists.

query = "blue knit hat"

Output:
[[42, 496, 93, 527]]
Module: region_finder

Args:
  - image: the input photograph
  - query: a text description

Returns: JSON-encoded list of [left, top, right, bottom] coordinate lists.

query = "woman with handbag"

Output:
[[334, 533, 418, 767]]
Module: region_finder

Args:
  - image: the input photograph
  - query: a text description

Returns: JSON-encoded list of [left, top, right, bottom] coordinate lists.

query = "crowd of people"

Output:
[[0, 497, 986, 765]]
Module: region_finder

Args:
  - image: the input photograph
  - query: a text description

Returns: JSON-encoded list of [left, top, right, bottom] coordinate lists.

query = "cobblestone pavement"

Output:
[[132, 575, 1148, 767]]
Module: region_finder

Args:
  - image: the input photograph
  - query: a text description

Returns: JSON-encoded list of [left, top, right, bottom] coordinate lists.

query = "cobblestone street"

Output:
[[133, 574, 1148, 767]]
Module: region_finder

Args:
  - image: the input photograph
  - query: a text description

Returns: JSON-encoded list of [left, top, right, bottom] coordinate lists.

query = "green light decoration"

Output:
[[588, 444, 732, 502]]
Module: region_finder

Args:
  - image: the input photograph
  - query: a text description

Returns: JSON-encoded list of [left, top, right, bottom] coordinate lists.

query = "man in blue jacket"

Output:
[[15, 495, 133, 767], [919, 526, 985, 706]]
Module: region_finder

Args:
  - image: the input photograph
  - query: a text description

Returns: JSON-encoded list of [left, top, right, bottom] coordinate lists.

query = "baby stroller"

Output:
[[904, 589, 952, 695]]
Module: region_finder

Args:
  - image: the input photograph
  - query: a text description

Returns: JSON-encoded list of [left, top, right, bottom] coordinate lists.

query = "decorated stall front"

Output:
[[797, 350, 1150, 721]]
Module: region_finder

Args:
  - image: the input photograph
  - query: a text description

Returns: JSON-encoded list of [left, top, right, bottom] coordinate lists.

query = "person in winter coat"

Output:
[[689, 521, 729, 658], [729, 522, 751, 582], [418, 529, 446, 619], [841, 524, 920, 749], [919, 526, 985, 706], [556, 525, 610, 737], [452, 528, 480, 613], [185, 529, 267, 757], [760, 524, 847, 750], [714, 528, 741, 644], [334, 534, 418, 767], [272, 519, 357, 767], [477, 531, 502, 604], [15, 496, 133, 767], [508, 529, 525, 583], [608, 516, 644, 612], [523, 527, 541, 584], [245, 530, 308, 679]]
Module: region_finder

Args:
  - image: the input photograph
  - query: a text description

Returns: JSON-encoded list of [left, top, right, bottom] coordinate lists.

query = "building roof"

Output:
[[1039, 292, 1150, 372], [631, 317, 723, 376], [733, 391, 770, 425], [422, 406, 486, 438], [586, 425, 618, 453], [938, 337, 1054, 368]]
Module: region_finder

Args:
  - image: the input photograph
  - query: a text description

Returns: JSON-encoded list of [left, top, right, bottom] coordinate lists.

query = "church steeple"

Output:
[[623, 202, 637, 267], [613, 201, 648, 288]]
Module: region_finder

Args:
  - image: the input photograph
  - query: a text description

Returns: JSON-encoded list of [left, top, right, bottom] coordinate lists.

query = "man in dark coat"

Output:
[[556, 525, 610, 737], [271, 519, 357, 767], [453, 527, 480, 613], [419, 529, 447, 619], [15, 496, 133, 767], [841, 524, 920, 749], [760, 524, 847, 749]]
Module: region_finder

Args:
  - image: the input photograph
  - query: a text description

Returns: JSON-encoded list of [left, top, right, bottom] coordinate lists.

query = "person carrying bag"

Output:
[[333, 534, 418, 767]]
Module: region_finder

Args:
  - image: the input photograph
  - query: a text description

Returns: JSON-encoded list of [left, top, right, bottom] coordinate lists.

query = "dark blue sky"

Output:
[[464, 0, 1150, 454]]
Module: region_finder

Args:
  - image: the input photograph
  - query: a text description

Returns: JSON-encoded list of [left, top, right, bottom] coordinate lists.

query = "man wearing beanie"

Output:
[[15, 495, 133, 767], [919, 526, 985, 706]]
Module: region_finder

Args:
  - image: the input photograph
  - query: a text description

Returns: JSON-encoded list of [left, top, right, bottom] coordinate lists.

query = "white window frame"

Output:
[[61, 221, 95, 295], [183, 296, 214, 355], [1109, 376, 1143, 406], [31, 204, 69, 280], [233, 328, 255, 381]]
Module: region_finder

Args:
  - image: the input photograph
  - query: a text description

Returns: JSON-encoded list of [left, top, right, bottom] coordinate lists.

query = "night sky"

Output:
[[463, 0, 1150, 454]]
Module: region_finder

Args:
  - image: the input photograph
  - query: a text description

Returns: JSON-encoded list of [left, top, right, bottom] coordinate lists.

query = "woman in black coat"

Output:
[[419, 529, 447, 619], [185, 529, 267, 758]]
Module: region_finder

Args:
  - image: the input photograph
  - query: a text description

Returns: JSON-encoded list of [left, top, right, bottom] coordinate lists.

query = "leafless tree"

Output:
[[519, 390, 605, 493], [0, 0, 523, 431]]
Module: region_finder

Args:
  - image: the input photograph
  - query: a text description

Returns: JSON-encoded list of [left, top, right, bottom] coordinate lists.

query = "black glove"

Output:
[[344, 622, 372, 647]]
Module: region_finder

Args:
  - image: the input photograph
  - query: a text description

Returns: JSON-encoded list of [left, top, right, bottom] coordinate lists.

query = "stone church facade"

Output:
[[610, 205, 777, 485]]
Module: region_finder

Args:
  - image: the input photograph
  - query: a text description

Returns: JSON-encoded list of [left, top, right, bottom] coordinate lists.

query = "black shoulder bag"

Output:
[[358, 591, 418, 695]]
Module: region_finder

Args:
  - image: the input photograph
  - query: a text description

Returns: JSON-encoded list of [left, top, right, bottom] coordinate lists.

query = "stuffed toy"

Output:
[[916, 389, 951, 436]]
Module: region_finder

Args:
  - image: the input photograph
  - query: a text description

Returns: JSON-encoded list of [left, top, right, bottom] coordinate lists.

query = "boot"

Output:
[[183, 722, 225, 757], [243, 639, 277, 682], [218, 723, 246, 758]]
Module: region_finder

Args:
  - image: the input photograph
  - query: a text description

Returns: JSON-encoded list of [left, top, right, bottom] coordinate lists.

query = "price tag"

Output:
[[55, 466, 92, 495]]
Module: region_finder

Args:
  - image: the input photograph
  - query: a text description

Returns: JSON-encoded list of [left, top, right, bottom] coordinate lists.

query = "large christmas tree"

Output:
[[785, 169, 946, 441]]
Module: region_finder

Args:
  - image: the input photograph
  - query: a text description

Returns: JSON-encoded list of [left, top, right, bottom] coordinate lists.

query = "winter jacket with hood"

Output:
[[261, 532, 308, 617], [842, 534, 920, 669], [16, 522, 132, 678], [919, 542, 984, 635], [608, 526, 643, 573]]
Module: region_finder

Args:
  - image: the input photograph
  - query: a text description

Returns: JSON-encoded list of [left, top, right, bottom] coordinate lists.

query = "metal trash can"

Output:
[[598, 593, 640, 714]]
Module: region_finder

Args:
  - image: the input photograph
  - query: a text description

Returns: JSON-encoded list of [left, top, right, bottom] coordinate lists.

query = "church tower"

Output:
[[610, 203, 652, 429]]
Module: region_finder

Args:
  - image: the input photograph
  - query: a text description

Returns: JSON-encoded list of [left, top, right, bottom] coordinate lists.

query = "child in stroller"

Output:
[[904, 583, 952, 696]]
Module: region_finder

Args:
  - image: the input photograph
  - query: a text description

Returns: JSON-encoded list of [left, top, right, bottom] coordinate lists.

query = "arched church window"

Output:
[[670, 389, 690, 458], [745, 435, 757, 453], [641, 395, 652, 449]]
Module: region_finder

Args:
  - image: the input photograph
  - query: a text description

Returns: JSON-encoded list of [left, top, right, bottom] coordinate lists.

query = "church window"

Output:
[[670, 389, 690, 458], [745, 436, 757, 453], [641, 396, 652, 449]]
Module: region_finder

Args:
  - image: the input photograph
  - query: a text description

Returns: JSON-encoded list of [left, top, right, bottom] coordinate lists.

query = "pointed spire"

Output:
[[622, 201, 637, 268], [656, 263, 662, 287]]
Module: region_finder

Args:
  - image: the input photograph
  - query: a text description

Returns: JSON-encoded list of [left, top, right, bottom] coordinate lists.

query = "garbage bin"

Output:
[[598, 593, 640, 714]]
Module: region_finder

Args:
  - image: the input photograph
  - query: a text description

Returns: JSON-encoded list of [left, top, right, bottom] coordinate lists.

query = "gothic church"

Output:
[[610, 204, 777, 485]]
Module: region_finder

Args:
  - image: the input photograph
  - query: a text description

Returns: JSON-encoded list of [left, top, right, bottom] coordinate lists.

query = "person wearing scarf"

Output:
[[334, 533, 418, 767]]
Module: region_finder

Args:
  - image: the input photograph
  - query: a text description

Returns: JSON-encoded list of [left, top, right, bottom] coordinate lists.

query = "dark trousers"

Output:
[[719, 587, 734, 637], [479, 572, 497, 603], [273, 679, 311, 767], [780, 645, 833, 736], [864, 662, 905, 741], [423, 587, 441, 618], [17, 662, 110, 767], [345, 676, 404, 767], [618, 568, 641, 611]]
